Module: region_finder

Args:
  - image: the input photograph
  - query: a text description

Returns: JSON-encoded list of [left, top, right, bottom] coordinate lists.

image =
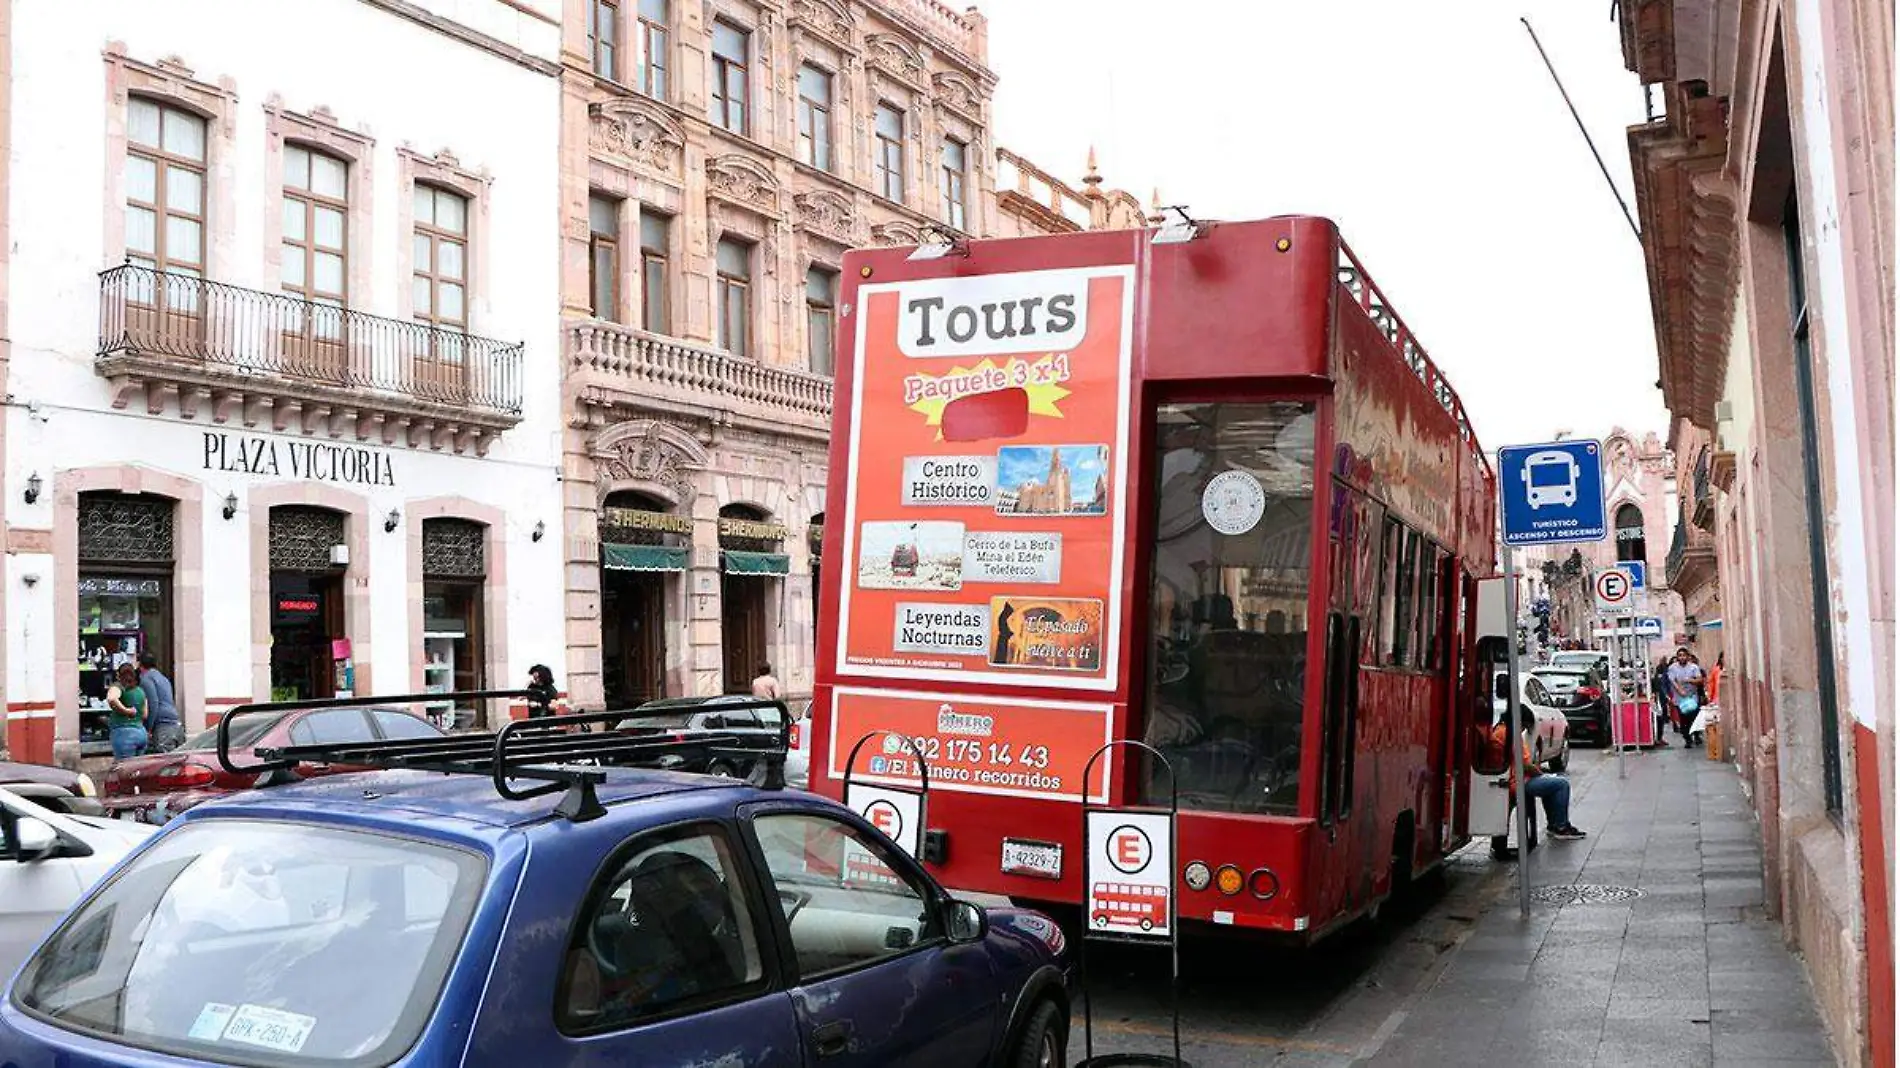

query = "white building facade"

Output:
[[0, 0, 567, 763]]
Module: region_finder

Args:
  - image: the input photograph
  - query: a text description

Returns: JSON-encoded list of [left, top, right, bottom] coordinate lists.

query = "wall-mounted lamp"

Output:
[[532, 520, 545, 543], [222, 493, 239, 521], [23, 472, 41, 505], [384, 508, 401, 533]]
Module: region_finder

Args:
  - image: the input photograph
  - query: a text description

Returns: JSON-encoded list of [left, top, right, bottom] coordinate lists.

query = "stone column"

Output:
[[688, 473, 725, 696]]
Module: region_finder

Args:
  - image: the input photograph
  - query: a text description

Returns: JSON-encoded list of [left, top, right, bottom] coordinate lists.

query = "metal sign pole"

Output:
[[1606, 607, 1626, 779], [1502, 544, 1533, 919]]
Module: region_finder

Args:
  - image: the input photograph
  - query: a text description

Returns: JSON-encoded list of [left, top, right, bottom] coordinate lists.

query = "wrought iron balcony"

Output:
[[97, 264, 525, 453], [1662, 518, 1717, 593], [567, 320, 834, 439]]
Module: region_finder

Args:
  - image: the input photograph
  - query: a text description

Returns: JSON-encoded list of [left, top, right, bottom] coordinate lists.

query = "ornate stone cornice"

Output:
[[789, 0, 855, 50], [864, 32, 927, 88]]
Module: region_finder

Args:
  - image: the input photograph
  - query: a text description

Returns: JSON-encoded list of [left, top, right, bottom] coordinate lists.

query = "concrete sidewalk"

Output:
[[1359, 743, 1839, 1067]]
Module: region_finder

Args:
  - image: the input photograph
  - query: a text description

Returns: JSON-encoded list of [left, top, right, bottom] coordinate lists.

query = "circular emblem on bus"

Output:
[[1202, 470, 1266, 536]]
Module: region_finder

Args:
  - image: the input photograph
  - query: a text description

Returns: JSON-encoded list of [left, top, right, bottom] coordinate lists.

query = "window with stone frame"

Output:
[[636, 0, 669, 99], [588, 0, 619, 80], [797, 64, 833, 172], [126, 97, 207, 288], [806, 265, 837, 375], [710, 21, 750, 135], [875, 103, 905, 203], [282, 144, 349, 339], [940, 138, 968, 230], [413, 185, 469, 331], [641, 210, 671, 334], [716, 236, 752, 357], [589, 193, 621, 322]]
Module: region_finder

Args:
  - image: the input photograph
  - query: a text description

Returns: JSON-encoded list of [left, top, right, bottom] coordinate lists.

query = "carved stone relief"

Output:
[[705, 153, 783, 215], [931, 71, 980, 120], [589, 98, 686, 176], [592, 419, 710, 507], [865, 33, 926, 87], [871, 220, 923, 247], [790, 0, 854, 47], [792, 188, 859, 244]]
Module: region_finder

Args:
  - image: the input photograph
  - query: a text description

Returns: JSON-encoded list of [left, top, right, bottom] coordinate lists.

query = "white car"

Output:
[[0, 784, 156, 979], [1491, 668, 1571, 772]]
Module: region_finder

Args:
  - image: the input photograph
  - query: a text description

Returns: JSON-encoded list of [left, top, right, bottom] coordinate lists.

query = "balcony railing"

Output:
[[568, 321, 833, 434], [1664, 521, 1686, 583], [1691, 446, 1714, 530], [98, 264, 524, 419]]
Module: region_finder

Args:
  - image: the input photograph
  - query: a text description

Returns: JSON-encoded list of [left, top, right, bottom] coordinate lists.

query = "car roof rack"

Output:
[[215, 690, 793, 823]]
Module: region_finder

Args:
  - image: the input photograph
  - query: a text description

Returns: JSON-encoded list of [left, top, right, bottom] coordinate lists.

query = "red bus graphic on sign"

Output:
[[1089, 882, 1168, 932]]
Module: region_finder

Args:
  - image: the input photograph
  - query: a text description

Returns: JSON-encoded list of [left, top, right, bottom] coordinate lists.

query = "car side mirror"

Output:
[[12, 815, 63, 863], [943, 899, 986, 944]]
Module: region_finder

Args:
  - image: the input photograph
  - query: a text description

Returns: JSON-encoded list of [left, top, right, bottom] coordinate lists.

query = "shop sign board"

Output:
[[828, 686, 1114, 803], [1083, 810, 1173, 939], [834, 265, 1135, 691]]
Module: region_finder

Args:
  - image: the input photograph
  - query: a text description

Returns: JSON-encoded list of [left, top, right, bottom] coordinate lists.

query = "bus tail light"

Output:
[[1183, 861, 1211, 891], [1249, 867, 1280, 901], [1215, 865, 1244, 896]]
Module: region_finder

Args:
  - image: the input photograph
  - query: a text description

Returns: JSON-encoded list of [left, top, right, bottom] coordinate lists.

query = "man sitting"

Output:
[[1502, 702, 1587, 842]]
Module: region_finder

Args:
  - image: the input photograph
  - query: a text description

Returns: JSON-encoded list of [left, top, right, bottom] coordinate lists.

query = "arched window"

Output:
[[1614, 503, 1646, 564]]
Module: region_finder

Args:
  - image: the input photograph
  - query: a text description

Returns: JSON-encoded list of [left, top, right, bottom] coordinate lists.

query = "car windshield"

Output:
[[178, 714, 290, 753], [1551, 653, 1599, 666], [13, 819, 485, 1065]]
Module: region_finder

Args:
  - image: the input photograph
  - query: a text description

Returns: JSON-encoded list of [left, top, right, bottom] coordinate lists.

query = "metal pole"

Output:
[[1606, 609, 1627, 779], [1503, 544, 1534, 918], [1521, 17, 1644, 244]]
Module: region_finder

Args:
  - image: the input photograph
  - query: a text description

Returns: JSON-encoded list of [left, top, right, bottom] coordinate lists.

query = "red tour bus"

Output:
[[812, 215, 1498, 941]]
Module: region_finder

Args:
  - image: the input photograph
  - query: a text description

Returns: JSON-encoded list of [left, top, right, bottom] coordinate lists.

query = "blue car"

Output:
[[0, 695, 1073, 1066]]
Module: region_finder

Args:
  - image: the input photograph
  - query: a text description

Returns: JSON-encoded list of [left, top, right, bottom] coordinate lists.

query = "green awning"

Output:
[[602, 543, 689, 572], [723, 550, 790, 576]]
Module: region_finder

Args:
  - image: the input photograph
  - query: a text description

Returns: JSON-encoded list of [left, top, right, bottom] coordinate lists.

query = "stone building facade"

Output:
[[554, 0, 1149, 711], [1619, 1, 1893, 1062], [0, 0, 568, 761]]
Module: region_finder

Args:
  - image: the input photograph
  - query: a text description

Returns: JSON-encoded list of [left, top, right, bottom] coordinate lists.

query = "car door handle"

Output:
[[812, 1021, 852, 1057]]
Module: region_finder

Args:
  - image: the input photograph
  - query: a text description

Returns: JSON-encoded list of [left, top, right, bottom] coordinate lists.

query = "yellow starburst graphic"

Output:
[[904, 356, 1073, 435]]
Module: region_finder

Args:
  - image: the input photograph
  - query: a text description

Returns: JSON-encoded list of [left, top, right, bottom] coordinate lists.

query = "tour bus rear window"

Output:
[[1141, 401, 1316, 816], [12, 819, 485, 1066]]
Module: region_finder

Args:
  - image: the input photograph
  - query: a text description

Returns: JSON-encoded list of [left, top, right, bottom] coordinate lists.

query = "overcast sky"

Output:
[[978, 0, 1670, 451]]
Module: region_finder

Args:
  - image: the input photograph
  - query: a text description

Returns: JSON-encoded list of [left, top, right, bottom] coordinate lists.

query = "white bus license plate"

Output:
[[1001, 839, 1062, 880]]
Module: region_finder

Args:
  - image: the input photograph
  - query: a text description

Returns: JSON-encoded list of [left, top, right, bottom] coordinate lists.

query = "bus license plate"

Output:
[[1001, 839, 1063, 880]]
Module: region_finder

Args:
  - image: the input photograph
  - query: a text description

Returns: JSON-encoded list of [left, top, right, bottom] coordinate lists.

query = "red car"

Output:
[[100, 705, 442, 823]]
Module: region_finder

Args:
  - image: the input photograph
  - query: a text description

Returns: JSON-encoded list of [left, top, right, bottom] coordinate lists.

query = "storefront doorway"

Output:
[[268, 506, 350, 701], [76, 492, 178, 757], [719, 504, 788, 694], [422, 518, 487, 727], [599, 492, 687, 709]]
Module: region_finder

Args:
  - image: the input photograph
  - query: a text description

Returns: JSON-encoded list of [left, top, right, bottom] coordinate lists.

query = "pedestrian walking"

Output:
[[1652, 656, 1673, 744], [750, 663, 782, 701], [105, 663, 149, 759], [137, 652, 184, 752], [1666, 646, 1707, 747]]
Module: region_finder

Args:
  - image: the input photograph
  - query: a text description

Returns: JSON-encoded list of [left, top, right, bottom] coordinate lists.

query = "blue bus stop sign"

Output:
[[1498, 440, 1607, 546]]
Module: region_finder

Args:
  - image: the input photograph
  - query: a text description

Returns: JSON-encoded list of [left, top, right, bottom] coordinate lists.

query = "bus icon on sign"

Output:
[[1522, 449, 1581, 509], [1090, 882, 1168, 932]]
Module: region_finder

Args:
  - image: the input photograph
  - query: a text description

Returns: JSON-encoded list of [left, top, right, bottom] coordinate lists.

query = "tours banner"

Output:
[[836, 265, 1134, 693]]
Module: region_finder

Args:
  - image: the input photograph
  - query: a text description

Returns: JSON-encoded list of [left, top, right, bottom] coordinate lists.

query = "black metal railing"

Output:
[[99, 264, 524, 417], [1664, 521, 1687, 584]]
